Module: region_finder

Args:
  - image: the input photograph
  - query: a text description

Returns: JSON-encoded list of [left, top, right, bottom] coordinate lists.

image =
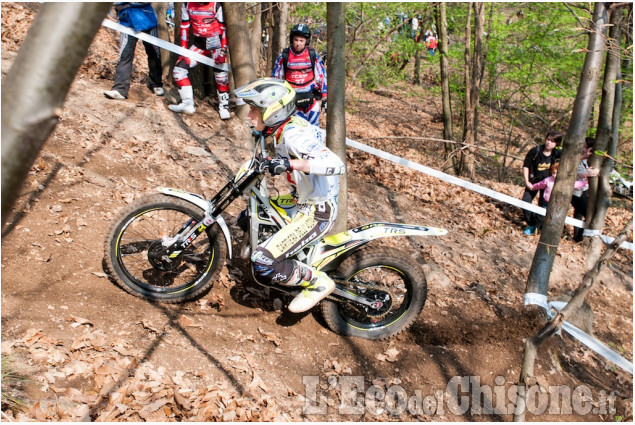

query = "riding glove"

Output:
[[262, 157, 292, 175]]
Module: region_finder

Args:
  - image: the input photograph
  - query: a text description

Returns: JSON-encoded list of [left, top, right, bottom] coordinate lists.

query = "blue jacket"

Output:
[[115, 3, 157, 32]]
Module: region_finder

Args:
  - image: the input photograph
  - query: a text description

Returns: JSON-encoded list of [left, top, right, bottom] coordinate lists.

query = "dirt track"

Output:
[[1, 3, 633, 421]]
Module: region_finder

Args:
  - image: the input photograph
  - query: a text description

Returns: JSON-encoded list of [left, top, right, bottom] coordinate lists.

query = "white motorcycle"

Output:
[[104, 130, 447, 339]]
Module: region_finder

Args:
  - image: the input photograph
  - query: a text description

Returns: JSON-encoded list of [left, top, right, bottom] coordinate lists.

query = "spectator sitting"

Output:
[[521, 130, 562, 235], [531, 162, 588, 207], [103, 3, 164, 101]]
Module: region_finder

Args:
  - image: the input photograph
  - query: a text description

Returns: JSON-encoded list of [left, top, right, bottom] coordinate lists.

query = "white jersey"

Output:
[[273, 117, 344, 204]]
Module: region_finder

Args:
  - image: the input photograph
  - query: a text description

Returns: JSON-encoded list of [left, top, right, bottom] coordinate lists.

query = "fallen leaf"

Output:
[[179, 315, 203, 328], [67, 315, 93, 327], [141, 320, 161, 333], [258, 327, 281, 346], [384, 347, 400, 362], [112, 342, 136, 357]]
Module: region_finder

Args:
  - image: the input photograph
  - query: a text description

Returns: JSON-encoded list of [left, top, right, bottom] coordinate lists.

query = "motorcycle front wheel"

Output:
[[104, 194, 225, 302], [322, 246, 427, 340]]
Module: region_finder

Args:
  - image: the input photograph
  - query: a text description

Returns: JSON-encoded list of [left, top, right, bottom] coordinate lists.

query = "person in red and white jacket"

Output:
[[272, 24, 327, 126], [169, 2, 230, 119]]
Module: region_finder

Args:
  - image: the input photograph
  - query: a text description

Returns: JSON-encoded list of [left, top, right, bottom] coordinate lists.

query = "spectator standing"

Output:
[[169, 2, 230, 119], [410, 15, 419, 40], [426, 35, 437, 57], [104, 3, 164, 100], [521, 131, 562, 235], [272, 24, 327, 126], [571, 137, 600, 242]]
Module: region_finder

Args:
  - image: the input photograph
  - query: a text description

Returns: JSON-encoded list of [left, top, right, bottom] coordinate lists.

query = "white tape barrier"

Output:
[[323, 130, 632, 251], [549, 301, 633, 375], [523, 293, 549, 311], [101, 19, 230, 72]]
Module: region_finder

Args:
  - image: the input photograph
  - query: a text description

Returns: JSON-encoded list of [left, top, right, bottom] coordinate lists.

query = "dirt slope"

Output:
[[1, 4, 633, 421]]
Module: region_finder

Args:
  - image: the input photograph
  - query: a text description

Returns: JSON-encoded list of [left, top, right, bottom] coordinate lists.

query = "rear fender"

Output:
[[157, 187, 233, 259], [310, 222, 447, 270]]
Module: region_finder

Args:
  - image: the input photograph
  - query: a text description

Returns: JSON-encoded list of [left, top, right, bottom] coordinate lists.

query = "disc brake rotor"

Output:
[[331, 280, 398, 321]]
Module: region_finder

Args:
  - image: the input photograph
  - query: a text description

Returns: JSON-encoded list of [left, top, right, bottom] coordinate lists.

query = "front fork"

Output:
[[156, 187, 234, 261]]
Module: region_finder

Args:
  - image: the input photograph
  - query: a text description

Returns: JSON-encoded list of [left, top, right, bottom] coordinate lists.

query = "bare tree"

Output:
[[271, 3, 288, 66], [326, 3, 348, 233], [436, 2, 455, 174], [524, 2, 608, 311], [153, 3, 171, 77], [249, 3, 263, 75], [262, 2, 274, 73], [514, 218, 632, 421], [224, 2, 256, 120], [1, 3, 111, 227], [585, 5, 624, 265], [459, 3, 484, 179]]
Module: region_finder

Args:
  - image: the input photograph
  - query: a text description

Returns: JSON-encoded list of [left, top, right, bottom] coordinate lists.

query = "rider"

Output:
[[234, 78, 344, 313], [169, 2, 230, 119], [271, 24, 327, 127]]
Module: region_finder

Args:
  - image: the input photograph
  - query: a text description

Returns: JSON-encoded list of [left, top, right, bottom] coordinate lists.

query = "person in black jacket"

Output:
[[521, 131, 562, 235]]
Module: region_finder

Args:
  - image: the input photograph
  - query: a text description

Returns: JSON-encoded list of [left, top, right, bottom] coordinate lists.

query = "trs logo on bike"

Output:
[[385, 228, 406, 234]]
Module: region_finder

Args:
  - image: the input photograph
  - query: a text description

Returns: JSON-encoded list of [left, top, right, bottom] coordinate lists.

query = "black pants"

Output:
[[522, 188, 546, 228], [112, 28, 163, 97], [571, 191, 588, 242]]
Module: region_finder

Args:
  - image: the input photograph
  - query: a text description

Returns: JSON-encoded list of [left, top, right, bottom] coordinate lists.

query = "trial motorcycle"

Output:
[[104, 130, 447, 340]]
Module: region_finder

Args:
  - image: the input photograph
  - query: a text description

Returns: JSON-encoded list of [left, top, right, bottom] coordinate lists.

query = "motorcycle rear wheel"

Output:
[[322, 246, 427, 340], [104, 194, 225, 302]]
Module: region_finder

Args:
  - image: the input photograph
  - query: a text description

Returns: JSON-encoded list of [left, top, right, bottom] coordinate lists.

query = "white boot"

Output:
[[288, 270, 335, 313], [169, 86, 195, 114], [217, 91, 230, 120]]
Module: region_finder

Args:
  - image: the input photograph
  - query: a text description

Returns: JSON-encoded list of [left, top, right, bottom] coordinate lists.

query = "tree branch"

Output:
[[564, 2, 589, 31], [514, 219, 633, 421]]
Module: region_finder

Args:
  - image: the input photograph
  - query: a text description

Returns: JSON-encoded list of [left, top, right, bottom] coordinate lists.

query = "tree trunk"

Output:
[[153, 2, 171, 78], [1, 3, 111, 227], [586, 6, 623, 266], [224, 2, 257, 121], [271, 3, 288, 64], [326, 3, 348, 234], [171, 2, 182, 76], [514, 219, 632, 421], [469, 3, 484, 174], [436, 3, 455, 175], [264, 3, 274, 73], [250, 3, 263, 76], [413, 11, 425, 86], [413, 48, 422, 85], [460, 3, 475, 178], [524, 2, 608, 307]]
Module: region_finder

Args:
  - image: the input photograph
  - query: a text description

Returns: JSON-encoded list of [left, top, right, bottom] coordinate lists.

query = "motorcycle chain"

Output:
[[327, 279, 399, 321]]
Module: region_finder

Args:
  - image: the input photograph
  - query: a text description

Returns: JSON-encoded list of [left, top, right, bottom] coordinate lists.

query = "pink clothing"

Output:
[[532, 176, 587, 203]]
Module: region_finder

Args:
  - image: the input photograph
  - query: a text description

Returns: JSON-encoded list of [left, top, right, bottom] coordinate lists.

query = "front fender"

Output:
[[157, 187, 233, 259]]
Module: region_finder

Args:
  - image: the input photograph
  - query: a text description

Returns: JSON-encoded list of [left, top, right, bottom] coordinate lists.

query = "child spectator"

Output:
[[530, 162, 588, 207]]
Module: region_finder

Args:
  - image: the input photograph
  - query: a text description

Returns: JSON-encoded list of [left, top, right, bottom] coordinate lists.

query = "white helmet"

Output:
[[234, 78, 296, 134]]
